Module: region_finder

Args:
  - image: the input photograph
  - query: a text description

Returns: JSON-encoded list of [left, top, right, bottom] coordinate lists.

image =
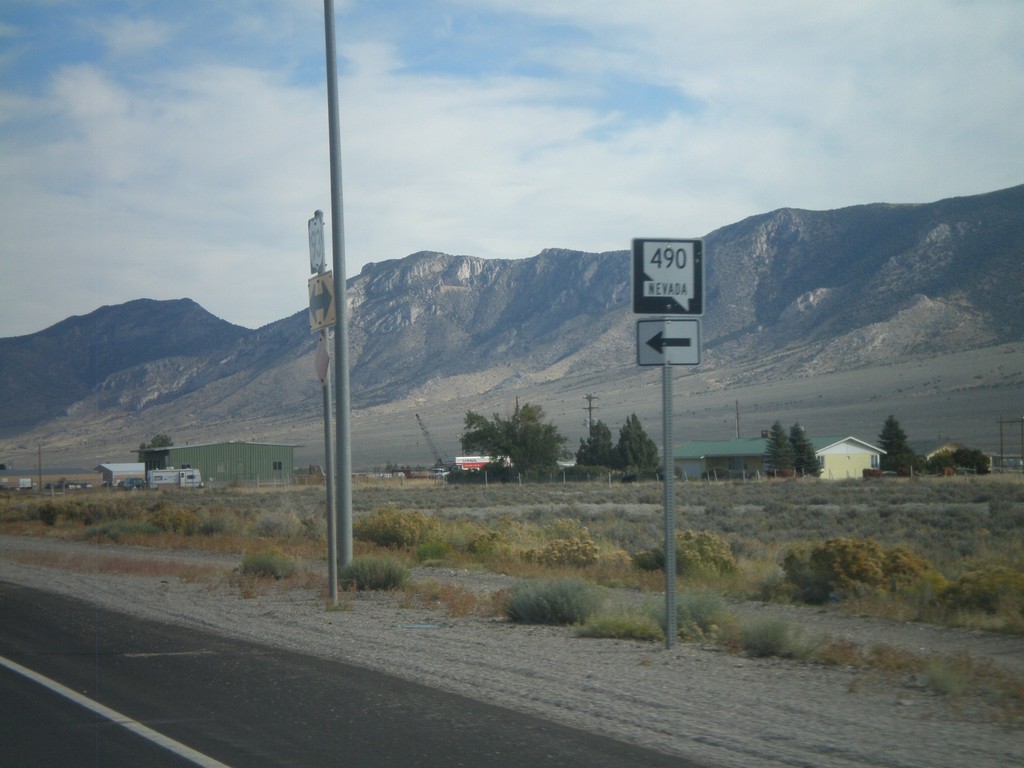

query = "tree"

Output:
[[575, 420, 616, 468], [933, 444, 987, 475], [462, 401, 567, 477], [878, 415, 915, 472], [616, 413, 659, 474], [139, 433, 173, 451], [764, 421, 794, 474], [789, 423, 821, 477]]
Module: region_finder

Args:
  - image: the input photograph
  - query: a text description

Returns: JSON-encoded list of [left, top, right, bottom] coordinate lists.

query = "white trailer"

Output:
[[147, 467, 203, 489]]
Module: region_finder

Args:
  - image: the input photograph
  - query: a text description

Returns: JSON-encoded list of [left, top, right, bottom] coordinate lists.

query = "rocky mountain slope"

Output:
[[1, 185, 1021, 463]]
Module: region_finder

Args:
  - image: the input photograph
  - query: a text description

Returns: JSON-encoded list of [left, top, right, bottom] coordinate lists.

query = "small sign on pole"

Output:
[[632, 238, 703, 315], [308, 271, 336, 332], [308, 210, 326, 274], [637, 319, 701, 366]]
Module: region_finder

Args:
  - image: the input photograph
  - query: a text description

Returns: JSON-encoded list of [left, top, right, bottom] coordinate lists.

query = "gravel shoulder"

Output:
[[1, 534, 1022, 768]]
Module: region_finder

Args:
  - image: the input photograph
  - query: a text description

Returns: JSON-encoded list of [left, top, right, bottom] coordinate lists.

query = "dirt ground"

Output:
[[1, 534, 1022, 768]]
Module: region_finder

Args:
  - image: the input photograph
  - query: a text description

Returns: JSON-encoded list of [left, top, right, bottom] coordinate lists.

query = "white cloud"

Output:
[[0, 0, 1022, 337]]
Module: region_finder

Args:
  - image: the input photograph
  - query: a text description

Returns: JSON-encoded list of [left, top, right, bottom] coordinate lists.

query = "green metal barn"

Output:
[[138, 442, 295, 487]]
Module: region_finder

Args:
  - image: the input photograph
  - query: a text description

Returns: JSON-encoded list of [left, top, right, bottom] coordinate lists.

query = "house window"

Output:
[[272, 461, 283, 471], [871, 455, 880, 469]]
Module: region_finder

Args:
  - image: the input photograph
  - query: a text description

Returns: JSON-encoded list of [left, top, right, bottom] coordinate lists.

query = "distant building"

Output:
[[95, 463, 145, 487], [137, 441, 295, 486], [0, 466, 97, 491], [674, 435, 884, 480]]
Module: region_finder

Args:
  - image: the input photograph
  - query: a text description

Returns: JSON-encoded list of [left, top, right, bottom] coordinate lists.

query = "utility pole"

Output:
[[583, 394, 599, 438]]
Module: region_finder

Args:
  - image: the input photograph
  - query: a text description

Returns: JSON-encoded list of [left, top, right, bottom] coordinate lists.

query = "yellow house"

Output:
[[674, 435, 884, 480]]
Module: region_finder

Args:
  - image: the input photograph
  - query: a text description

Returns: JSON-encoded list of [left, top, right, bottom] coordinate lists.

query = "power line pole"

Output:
[[583, 394, 599, 438]]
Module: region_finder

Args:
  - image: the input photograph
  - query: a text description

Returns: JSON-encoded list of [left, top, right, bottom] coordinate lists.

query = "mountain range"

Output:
[[1, 184, 1021, 469]]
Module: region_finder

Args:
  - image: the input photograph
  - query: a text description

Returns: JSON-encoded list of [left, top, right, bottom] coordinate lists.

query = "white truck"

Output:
[[147, 467, 203, 489]]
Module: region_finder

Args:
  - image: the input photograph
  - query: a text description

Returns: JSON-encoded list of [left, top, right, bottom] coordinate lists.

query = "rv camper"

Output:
[[147, 467, 203, 489]]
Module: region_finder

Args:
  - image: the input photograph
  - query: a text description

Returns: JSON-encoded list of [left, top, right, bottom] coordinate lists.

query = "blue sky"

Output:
[[2, 0, 1022, 337]]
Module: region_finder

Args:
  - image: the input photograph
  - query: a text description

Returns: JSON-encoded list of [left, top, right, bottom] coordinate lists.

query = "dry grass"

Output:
[[3, 476, 1023, 633]]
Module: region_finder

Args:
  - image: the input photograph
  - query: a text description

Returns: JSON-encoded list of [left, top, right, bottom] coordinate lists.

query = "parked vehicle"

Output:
[[147, 467, 203, 489], [120, 477, 146, 490]]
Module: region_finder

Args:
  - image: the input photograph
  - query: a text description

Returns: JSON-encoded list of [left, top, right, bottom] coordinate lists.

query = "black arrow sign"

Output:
[[645, 331, 692, 354], [310, 280, 333, 321]]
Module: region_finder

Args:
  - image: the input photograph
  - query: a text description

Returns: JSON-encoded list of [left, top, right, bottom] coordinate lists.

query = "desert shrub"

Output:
[[83, 520, 163, 541], [353, 508, 437, 549], [943, 565, 1024, 615], [241, 548, 296, 579], [415, 540, 451, 562], [147, 505, 200, 535], [783, 538, 883, 603], [298, 512, 326, 540], [577, 611, 664, 641], [523, 536, 600, 568], [740, 617, 807, 658], [253, 510, 303, 539], [467, 530, 513, 559], [783, 538, 945, 604], [646, 589, 734, 641], [197, 511, 241, 536], [504, 578, 602, 625], [631, 530, 737, 577], [677, 530, 738, 576], [340, 556, 410, 591], [882, 545, 934, 588], [38, 501, 60, 526], [810, 537, 886, 593]]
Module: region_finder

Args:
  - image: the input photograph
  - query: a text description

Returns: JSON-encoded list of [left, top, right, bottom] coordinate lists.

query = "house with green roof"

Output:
[[674, 435, 883, 480]]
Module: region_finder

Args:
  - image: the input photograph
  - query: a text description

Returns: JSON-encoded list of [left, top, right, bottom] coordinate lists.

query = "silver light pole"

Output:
[[322, 0, 353, 567]]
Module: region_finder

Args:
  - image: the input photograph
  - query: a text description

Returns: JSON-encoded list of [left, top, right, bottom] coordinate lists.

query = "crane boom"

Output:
[[415, 413, 446, 466]]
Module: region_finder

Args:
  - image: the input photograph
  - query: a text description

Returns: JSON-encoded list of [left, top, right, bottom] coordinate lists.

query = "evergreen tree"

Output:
[[576, 420, 616, 468], [616, 413, 659, 473], [878, 415, 914, 471], [463, 400, 567, 477], [764, 421, 794, 474], [789, 423, 820, 477]]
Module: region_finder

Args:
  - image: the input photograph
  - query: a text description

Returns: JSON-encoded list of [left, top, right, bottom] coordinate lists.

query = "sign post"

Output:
[[632, 238, 704, 649], [309, 210, 338, 606]]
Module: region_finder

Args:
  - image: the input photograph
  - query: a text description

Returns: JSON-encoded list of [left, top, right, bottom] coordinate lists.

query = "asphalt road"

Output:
[[0, 581, 704, 767]]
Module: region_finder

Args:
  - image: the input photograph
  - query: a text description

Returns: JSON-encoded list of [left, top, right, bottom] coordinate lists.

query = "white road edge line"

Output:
[[0, 654, 231, 768]]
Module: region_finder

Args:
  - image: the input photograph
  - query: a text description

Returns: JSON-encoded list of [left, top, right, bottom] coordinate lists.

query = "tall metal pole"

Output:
[[662, 357, 677, 649], [323, 0, 353, 567]]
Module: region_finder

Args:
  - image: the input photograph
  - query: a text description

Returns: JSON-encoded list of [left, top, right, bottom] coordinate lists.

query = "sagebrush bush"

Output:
[[467, 530, 513, 559], [353, 508, 437, 549], [943, 564, 1024, 615], [631, 530, 737, 577], [340, 556, 410, 590], [646, 590, 734, 641], [83, 520, 162, 541], [241, 548, 296, 579], [782, 537, 941, 604], [577, 611, 663, 641], [740, 617, 806, 658], [524, 536, 600, 568], [147, 504, 200, 535], [505, 578, 602, 625], [415, 540, 451, 562]]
